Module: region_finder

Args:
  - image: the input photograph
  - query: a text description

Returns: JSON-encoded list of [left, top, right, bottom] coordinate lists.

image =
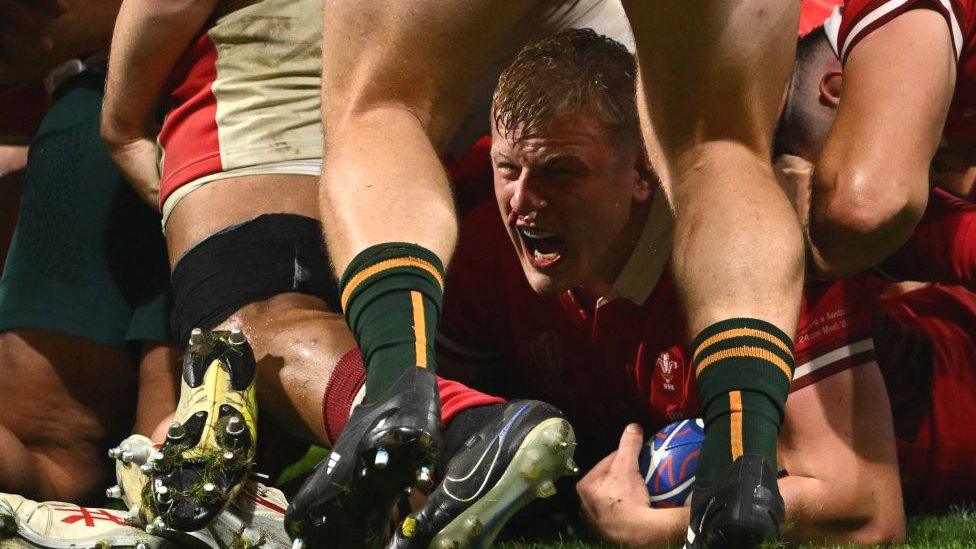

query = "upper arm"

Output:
[[777, 361, 904, 544], [817, 8, 956, 212]]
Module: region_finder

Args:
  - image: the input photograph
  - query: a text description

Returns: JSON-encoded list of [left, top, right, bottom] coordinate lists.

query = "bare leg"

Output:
[[625, 1, 803, 336], [165, 175, 343, 445], [319, 0, 534, 269], [625, 0, 802, 543], [283, 2, 537, 543], [0, 329, 138, 503], [219, 293, 356, 446]]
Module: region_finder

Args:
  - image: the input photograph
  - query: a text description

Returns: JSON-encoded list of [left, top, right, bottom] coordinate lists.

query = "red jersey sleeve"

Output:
[[837, 0, 969, 63], [791, 276, 879, 391]]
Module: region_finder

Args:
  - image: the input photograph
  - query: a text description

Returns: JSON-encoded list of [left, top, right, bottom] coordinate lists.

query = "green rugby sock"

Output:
[[691, 318, 795, 491], [339, 243, 444, 405]]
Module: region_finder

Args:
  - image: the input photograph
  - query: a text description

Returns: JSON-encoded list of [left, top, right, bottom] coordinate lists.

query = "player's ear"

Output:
[[819, 70, 843, 109], [633, 147, 655, 202]]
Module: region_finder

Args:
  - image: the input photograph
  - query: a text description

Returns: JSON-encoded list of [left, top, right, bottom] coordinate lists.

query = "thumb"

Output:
[[611, 423, 644, 472]]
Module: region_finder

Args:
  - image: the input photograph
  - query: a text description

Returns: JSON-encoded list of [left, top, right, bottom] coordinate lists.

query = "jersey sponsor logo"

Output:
[[53, 507, 127, 527], [657, 351, 679, 393]]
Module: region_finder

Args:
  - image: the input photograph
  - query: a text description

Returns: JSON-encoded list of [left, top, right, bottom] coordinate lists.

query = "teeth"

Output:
[[533, 248, 560, 261], [520, 226, 556, 240]]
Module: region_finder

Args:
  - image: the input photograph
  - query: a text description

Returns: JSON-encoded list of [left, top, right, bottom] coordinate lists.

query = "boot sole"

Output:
[[429, 417, 577, 549], [153, 353, 256, 532]]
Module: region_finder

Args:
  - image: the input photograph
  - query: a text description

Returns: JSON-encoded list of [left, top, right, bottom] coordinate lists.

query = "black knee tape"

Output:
[[169, 214, 339, 347]]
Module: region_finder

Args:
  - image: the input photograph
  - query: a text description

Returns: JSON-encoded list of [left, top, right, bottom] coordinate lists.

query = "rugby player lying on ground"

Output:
[[775, 20, 976, 514], [409, 29, 905, 547], [0, 1, 179, 505]]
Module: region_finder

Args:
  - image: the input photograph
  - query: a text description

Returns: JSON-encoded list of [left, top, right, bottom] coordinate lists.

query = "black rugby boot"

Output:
[[286, 366, 440, 548], [387, 400, 577, 549], [684, 454, 785, 549], [133, 328, 258, 532]]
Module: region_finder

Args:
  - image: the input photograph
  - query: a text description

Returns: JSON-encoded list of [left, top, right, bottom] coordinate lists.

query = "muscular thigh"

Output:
[[0, 329, 137, 446], [322, 0, 537, 146], [623, 0, 799, 179]]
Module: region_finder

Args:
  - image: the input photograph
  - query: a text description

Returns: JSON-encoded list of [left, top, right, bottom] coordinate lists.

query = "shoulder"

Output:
[[837, 0, 970, 63]]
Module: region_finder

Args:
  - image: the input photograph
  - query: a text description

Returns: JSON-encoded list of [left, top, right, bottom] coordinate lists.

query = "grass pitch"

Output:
[[280, 447, 975, 548], [496, 508, 976, 548]]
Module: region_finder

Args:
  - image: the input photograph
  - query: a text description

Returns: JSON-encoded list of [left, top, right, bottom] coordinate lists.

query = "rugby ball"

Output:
[[637, 418, 705, 508]]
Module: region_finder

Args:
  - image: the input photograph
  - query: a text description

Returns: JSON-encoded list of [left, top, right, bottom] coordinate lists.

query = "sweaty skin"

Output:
[[809, 10, 956, 278], [321, 0, 802, 337], [103, 0, 365, 448]]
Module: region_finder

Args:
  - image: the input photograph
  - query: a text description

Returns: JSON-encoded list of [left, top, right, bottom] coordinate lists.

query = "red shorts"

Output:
[[882, 285, 976, 512]]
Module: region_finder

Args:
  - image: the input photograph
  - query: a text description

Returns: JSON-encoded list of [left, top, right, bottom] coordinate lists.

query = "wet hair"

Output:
[[773, 26, 830, 157], [492, 28, 639, 145]]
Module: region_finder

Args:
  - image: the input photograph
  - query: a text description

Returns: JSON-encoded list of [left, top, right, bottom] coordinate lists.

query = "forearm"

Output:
[[879, 187, 976, 288], [102, 0, 218, 203], [608, 474, 869, 547], [101, 0, 217, 145], [611, 506, 687, 548], [779, 474, 904, 545], [133, 341, 181, 442]]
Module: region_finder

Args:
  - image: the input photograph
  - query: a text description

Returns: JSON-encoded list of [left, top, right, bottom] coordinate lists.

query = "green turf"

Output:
[[495, 508, 976, 548], [275, 448, 974, 547]]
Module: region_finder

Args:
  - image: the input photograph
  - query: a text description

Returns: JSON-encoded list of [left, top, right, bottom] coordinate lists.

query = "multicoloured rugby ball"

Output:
[[638, 418, 705, 508]]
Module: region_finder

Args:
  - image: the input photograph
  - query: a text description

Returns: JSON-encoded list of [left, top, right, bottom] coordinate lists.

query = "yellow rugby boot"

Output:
[[134, 328, 258, 531]]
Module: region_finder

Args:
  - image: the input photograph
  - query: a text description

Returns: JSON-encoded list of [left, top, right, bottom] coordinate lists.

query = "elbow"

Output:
[[99, 115, 129, 154], [832, 516, 906, 546], [812, 164, 928, 274], [821, 165, 927, 239]]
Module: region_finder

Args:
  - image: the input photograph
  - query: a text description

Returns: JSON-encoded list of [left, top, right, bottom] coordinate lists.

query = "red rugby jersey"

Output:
[[879, 284, 976, 511], [836, 0, 976, 146], [439, 199, 877, 464]]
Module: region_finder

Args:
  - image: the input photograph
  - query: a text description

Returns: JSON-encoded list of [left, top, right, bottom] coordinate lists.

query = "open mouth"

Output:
[[517, 225, 564, 269]]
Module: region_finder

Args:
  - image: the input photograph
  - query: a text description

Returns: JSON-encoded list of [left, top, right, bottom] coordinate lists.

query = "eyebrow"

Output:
[[491, 151, 515, 163], [538, 152, 584, 167]]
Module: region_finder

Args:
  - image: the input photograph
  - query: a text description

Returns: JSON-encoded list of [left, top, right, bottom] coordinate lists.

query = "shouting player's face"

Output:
[[492, 111, 653, 295]]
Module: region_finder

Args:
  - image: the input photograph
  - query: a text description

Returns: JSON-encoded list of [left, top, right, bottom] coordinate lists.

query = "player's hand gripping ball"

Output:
[[637, 418, 704, 508]]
